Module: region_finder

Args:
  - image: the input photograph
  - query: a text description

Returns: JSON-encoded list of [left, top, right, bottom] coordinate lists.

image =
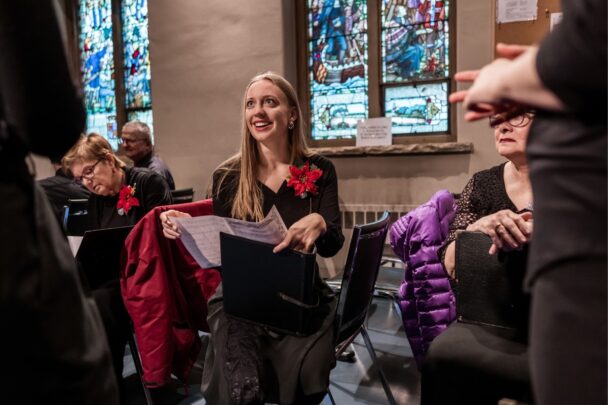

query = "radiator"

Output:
[[339, 203, 417, 229], [319, 203, 414, 279]]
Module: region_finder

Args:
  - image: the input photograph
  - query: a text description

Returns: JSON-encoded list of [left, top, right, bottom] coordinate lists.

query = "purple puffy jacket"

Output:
[[390, 189, 456, 369]]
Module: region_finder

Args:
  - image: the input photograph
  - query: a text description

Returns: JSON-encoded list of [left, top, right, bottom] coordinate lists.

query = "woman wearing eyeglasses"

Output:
[[63, 133, 172, 229], [441, 110, 535, 277], [62, 133, 172, 400], [419, 110, 535, 405]]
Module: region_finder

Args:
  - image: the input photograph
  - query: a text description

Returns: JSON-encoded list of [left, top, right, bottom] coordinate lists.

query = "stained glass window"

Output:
[[380, 0, 450, 136], [304, 0, 452, 142], [384, 81, 449, 135], [308, 0, 369, 140], [79, 0, 119, 148], [381, 0, 449, 83], [79, 0, 154, 150], [122, 0, 153, 115]]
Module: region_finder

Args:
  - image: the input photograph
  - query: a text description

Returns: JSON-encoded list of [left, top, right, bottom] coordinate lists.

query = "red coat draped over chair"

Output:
[[120, 199, 221, 386]]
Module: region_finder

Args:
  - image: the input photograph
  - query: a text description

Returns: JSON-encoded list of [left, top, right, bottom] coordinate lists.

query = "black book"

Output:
[[454, 231, 529, 337], [220, 232, 317, 336], [75, 225, 134, 290]]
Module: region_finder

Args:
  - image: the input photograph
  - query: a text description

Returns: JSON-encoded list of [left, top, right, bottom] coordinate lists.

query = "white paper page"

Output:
[[496, 0, 537, 23], [68, 236, 83, 257], [225, 205, 288, 245], [174, 216, 233, 268], [356, 117, 392, 147], [174, 206, 288, 268]]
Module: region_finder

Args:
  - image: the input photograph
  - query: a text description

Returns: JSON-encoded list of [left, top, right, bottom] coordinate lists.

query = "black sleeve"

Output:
[[211, 169, 235, 218], [139, 172, 173, 214], [0, 0, 85, 158], [314, 159, 345, 258], [439, 175, 480, 262], [536, 0, 607, 119]]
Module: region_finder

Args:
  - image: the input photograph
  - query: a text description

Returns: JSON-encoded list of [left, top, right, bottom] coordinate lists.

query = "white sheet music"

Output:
[[174, 206, 288, 268]]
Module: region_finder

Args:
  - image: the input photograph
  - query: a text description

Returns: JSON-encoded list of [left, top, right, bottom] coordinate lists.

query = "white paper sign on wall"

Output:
[[356, 117, 392, 147]]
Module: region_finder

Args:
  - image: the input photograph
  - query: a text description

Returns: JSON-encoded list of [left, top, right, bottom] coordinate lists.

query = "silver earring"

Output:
[[288, 120, 295, 130]]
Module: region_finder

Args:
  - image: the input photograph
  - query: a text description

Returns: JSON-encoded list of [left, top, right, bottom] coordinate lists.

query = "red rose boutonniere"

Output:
[[287, 162, 323, 199], [117, 184, 140, 216]]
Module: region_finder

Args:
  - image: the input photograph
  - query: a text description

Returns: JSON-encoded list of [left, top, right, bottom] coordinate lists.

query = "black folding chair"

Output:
[[170, 187, 194, 204], [328, 211, 396, 405], [62, 198, 89, 236]]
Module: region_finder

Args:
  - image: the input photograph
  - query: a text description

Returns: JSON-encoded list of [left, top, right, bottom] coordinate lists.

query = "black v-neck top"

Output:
[[444, 163, 519, 248], [211, 154, 344, 258]]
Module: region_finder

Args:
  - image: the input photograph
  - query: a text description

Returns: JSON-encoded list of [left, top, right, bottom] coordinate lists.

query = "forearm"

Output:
[[500, 47, 564, 111]]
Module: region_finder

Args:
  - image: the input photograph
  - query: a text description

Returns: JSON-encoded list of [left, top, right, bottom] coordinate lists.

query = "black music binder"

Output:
[[220, 232, 317, 336], [454, 231, 529, 336], [75, 225, 134, 290]]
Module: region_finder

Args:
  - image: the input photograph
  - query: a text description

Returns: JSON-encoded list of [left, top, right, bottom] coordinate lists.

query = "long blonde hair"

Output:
[[216, 72, 311, 221]]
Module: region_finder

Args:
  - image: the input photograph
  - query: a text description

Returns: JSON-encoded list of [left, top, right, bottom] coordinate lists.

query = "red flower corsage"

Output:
[[117, 184, 140, 215], [287, 162, 323, 199]]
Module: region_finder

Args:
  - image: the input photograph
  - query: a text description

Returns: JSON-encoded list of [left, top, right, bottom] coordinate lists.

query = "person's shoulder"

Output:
[[150, 153, 170, 169], [213, 157, 240, 181], [38, 174, 70, 188], [472, 163, 505, 182], [307, 154, 335, 172], [128, 166, 167, 187]]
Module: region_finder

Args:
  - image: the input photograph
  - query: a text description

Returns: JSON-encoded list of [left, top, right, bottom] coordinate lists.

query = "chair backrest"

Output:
[[62, 198, 89, 236], [170, 187, 194, 204], [335, 211, 390, 347]]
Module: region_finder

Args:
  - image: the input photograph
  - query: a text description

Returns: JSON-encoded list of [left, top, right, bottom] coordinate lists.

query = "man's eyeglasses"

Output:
[[489, 111, 535, 129], [74, 158, 103, 184], [119, 137, 143, 145]]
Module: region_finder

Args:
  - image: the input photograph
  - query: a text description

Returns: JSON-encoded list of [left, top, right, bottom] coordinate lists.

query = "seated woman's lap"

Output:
[[421, 322, 530, 404]]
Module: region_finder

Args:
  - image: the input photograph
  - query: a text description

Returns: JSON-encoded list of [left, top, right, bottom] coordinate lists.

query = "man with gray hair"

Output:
[[120, 120, 175, 190]]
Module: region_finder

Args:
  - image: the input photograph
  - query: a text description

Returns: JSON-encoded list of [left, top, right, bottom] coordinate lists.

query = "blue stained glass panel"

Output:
[[79, 0, 118, 146], [384, 81, 449, 135], [381, 0, 449, 83], [122, 0, 153, 109], [308, 0, 369, 140]]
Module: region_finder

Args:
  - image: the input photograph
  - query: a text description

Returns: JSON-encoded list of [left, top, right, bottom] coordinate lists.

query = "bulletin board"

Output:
[[494, 0, 562, 47]]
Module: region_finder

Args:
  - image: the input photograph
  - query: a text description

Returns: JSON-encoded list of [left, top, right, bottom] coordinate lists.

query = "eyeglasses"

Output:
[[74, 159, 103, 184], [489, 111, 535, 129], [119, 137, 143, 145]]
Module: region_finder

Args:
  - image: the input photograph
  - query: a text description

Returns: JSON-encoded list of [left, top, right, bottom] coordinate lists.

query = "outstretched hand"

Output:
[[449, 43, 534, 121], [273, 213, 327, 254], [159, 209, 191, 239]]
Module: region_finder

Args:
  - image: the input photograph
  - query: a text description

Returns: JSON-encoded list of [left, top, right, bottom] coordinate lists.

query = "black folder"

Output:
[[220, 232, 317, 336], [75, 225, 134, 290], [454, 232, 529, 336]]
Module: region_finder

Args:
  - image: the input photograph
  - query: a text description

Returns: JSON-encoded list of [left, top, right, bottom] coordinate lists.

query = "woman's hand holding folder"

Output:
[[160, 209, 191, 239], [273, 213, 326, 254]]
